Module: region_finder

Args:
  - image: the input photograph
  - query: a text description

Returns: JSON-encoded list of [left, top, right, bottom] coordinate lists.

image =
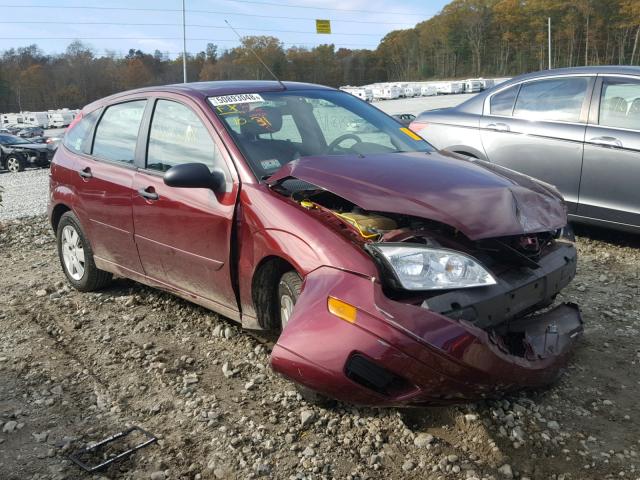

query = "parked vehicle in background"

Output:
[[411, 66, 640, 233], [391, 113, 416, 125], [18, 126, 45, 138], [23, 111, 50, 128], [0, 133, 52, 172], [48, 80, 581, 406], [464, 79, 484, 93], [371, 84, 400, 100], [339, 86, 373, 102], [1, 113, 24, 126], [435, 81, 465, 95], [479, 78, 495, 90], [48, 110, 75, 128], [2, 124, 22, 135], [421, 84, 437, 96]]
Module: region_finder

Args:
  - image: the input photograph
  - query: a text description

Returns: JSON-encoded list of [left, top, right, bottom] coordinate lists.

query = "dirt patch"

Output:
[[1, 216, 639, 480]]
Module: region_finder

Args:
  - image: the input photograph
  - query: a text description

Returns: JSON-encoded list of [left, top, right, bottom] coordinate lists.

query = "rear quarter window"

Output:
[[489, 85, 519, 116], [63, 110, 101, 154]]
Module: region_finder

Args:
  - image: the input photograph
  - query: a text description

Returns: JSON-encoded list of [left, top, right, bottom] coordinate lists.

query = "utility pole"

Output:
[[548, 17, 552, 70], [182, 0, 187, 83], [585, 14, 589, 66]]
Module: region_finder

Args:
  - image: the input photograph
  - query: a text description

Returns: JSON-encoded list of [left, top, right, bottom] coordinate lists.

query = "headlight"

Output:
[[367, 243, 497, 291]]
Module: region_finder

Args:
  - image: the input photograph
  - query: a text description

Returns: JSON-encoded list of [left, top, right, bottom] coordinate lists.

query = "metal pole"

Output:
[[182, 0, 187, 83], [548, 17, 552, 70]]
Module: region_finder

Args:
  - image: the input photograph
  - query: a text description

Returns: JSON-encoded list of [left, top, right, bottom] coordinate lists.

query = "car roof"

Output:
[[455, 65, 640, 114], [84, 80, 335, 112]]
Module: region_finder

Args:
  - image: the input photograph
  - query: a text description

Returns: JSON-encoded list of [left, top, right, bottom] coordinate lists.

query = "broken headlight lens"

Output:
[[369, 244, 497, 291]]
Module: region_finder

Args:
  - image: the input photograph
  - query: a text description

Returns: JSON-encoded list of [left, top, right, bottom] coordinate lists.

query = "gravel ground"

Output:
[[0, 169, 50, 220], [1, 216, 640, 480]]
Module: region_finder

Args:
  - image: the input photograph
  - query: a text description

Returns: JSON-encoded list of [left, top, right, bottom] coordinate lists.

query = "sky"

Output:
[[0, 0, 450, 58]]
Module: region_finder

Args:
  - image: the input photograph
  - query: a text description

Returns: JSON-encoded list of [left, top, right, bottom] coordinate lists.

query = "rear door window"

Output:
[[598, 77, 640, 130], [513, 77, 590, 123], [489, 85, 519, 116], [92, 100, 146, 164]]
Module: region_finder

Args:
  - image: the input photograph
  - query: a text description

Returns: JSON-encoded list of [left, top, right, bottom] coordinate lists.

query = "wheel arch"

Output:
[[251, 255, 299, 330], [50, 203, 71, 233]]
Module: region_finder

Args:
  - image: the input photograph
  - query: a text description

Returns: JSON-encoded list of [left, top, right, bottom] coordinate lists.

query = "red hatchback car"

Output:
[[49, 81, 583, 406]]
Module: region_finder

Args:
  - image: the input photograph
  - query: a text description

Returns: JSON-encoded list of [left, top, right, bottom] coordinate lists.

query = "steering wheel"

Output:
[[326, 133, 362, 153]]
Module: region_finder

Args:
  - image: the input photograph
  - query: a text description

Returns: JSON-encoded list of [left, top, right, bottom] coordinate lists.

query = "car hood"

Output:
[[7, 142, 47, 150], [267, 151, 567, 240]]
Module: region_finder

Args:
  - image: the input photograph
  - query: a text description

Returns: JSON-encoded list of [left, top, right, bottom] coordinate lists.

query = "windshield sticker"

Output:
[[400, 127, 423, 141], [260, 159, 281, 170], [209, 93, 265, 107]]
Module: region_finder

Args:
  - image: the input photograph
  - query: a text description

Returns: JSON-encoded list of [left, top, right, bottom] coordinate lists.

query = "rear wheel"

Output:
[[277, 270, 335, 407], [57, 211, 112, 291], [6, 155, 25, 173]]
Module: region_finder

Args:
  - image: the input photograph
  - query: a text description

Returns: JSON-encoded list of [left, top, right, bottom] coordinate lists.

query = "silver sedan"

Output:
[[411, 66, 640, 233]]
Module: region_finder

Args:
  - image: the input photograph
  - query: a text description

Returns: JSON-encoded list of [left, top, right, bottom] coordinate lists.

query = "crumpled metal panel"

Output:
[[268, 151, 567, 240]]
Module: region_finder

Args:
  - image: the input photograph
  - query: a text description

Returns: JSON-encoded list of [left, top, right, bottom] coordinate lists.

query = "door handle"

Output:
[[589, 136, 623, 148], [486, 122, 511, 132], [78, 167, 92, 179], [138, 187, 159, 201]]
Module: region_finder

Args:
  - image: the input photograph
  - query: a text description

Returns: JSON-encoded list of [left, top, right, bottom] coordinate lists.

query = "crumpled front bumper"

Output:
[[271, 253, 582, 406]]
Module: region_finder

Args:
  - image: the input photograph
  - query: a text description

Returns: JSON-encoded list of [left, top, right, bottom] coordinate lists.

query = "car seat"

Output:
[[237, 106, 299, 177]]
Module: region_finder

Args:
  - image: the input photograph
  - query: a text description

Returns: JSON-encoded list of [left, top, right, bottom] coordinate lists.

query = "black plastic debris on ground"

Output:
[[69, 426, 157, 473]]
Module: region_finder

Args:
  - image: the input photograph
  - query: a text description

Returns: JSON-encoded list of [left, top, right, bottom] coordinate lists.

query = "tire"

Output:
[[277, 270, 303, 331], [56, 211, 112, 292], [6, 155, 25, 173], [277, 270, 336, 407]]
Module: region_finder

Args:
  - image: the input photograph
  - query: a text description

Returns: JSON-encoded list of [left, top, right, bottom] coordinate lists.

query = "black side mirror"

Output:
[[163, 163, 225, 191]]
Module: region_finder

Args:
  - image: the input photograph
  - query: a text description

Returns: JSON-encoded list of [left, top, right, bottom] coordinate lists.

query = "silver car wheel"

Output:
[[61, 225, 85, 281], [6, 157, 21, 173], [280, 293, 295, 329]]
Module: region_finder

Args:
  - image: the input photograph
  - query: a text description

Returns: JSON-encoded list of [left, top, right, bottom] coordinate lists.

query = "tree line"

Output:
[[1, 0, 639, 112]]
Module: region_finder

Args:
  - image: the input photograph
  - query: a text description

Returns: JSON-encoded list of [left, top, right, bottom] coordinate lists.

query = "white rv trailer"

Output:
[[23, 111, 50, 128], [339, 86, 369, 102], [435, 82, 462, 95], [1, 112, 25, 125], [478, 78, 495, 90], [420, 84, 438, 96], [48, 110, 75, 128], [464, 79, 484, 93], [371, 84, 400, 100]]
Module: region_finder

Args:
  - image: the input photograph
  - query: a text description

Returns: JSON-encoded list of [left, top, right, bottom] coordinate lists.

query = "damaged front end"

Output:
[[267, 155, 583, 404]]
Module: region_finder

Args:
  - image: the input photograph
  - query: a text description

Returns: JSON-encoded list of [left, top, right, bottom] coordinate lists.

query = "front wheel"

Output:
[[6, 155, 25, 173], [277, 270, 335, 407], [57, 211, 112, 291]]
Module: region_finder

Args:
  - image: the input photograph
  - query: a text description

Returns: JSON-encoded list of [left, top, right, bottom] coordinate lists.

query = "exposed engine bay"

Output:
[[272, 178, 580, 361]]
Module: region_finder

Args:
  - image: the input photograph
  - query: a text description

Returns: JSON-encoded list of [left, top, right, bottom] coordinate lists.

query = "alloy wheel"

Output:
[[6, 157, 21, 173], [61, 225, 85, 281], [280, 293, 295, 329]]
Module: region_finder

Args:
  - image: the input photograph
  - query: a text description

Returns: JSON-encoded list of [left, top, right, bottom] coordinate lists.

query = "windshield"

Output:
[[0, 134, 29, 145], [210, 89, 432, 179]]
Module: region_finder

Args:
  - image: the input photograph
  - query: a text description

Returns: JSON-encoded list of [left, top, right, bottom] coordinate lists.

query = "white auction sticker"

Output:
[[209, 93, 265, 106]]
